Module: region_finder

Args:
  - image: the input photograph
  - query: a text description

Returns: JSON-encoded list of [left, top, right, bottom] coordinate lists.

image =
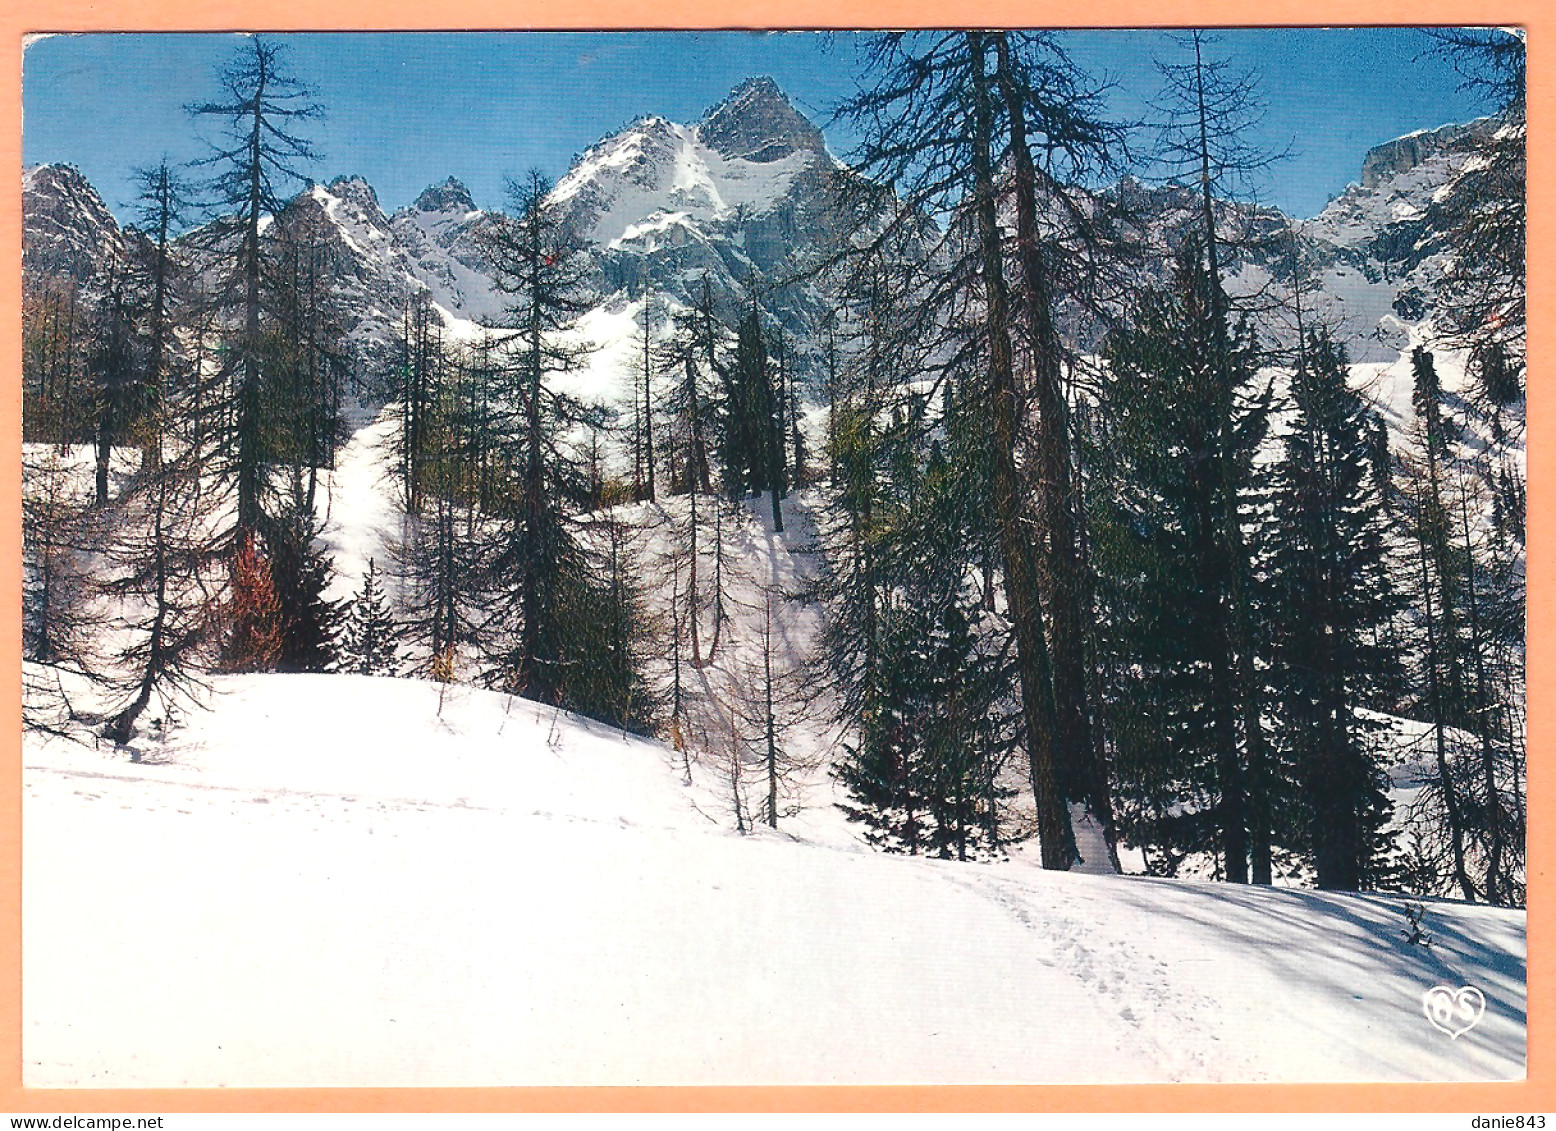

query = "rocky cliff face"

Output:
[[22, 163, 127, 291], [697, 76, 828, 163], [1296, 113, 1511, 361], [413, 176, 477, 214], [1359, 118, 1495, 188]]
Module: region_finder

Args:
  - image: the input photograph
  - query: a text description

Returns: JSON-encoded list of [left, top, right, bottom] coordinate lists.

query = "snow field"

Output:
[[24, 671, 1525, 1087]]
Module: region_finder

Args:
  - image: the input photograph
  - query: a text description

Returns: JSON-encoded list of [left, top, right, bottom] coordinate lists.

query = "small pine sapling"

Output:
[[338, 557, 402, 676]]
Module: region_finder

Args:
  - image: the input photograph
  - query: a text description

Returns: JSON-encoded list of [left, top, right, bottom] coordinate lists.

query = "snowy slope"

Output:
[[388, 178, 508, 322], [23, 672, 1526, 1088]]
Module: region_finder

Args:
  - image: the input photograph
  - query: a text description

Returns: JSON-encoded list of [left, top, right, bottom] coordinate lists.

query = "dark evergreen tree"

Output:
[[836, 443, 1010, 859], [720, 302, 786, 533], [86, 267, 142, 507], [1150, 31, 1289, 884], [267, 504, 341, 673], [265, 199, 350, 513], [1265, 329, 1400, 890], [127, 161, 193, 471], [663, 291, 718, 497], [563, 505, 657, 734], [1091, 245, 1270, 879], [338, 558, 402, 676], [186, 35, 323, 543], [393, 291, 444, 515], [476, 170, 649, 725]]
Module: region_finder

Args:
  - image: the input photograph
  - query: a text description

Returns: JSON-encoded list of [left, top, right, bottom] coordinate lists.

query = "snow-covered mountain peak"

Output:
[[320, 175, 388, 223], [412, 175, 477, 214], [548, 114, 692, 217], [698, 75, 826, 163], [22, 162, 127, 287], [1310, 115, 1502, 244], [545, 77, 836, 262]]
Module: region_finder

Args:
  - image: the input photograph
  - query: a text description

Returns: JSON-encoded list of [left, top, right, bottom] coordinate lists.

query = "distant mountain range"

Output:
[[23, 76, 1506, 394]]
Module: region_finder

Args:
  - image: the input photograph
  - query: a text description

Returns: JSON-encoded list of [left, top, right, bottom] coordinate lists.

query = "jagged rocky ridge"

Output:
[[22, 79, 1511, 393]]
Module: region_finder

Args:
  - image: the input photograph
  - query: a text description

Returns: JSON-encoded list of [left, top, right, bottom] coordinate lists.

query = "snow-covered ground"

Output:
[[24, 671, 1525, 1088]]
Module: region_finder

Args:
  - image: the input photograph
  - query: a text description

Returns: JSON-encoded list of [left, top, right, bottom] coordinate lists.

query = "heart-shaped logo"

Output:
[[1423, 984, 1486, 1039]]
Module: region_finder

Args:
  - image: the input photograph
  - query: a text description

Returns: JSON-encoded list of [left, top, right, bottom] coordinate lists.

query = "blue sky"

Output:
[[22, 29, 1504, 224]]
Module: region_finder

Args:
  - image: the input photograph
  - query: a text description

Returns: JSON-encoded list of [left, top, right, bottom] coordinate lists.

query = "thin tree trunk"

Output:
[[238, 49, 269, 540], [643, 303, 656, 500], [1459, 485, 1505, 902], [1191, 32, 1261, 885], [764, 598, 778, 828], [108, 470, 173, 755], [688, 480, 703, 667], [1416, 515, 1476, 902]]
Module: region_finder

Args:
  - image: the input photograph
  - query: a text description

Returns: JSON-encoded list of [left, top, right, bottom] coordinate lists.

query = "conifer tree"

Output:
[[835, 30, 1130, 867], [665, 292, 718, 496], [219, 538, 285, 674], [396, 485, 482, 680], [267, 503, 341, 673], [22, 276, 87, 446], [128, 160, 192, 471], [1396, 345, 1525, 905], [23, 448, 97, 678], [266, 199, 350, 513], [478, 170, 598, 701], [1147, 30, 1285, 882], [87, 267, 141, 507], [835, 441, 1010, 859], [475, 170, 649, 726], [338, 557, 402, 676], [186, 35, 323, 543], [1266, 329, 1400, 889], [721, 302, 786, 533], [394, 291, 443, 514], [1398, 346, 1476, 901], [1091, 245, 1269, 878], [991, 32, 1127, 866], [630, 296, 658, 501], [102, 433, 216, 750], [563, 503, 656, 734]]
